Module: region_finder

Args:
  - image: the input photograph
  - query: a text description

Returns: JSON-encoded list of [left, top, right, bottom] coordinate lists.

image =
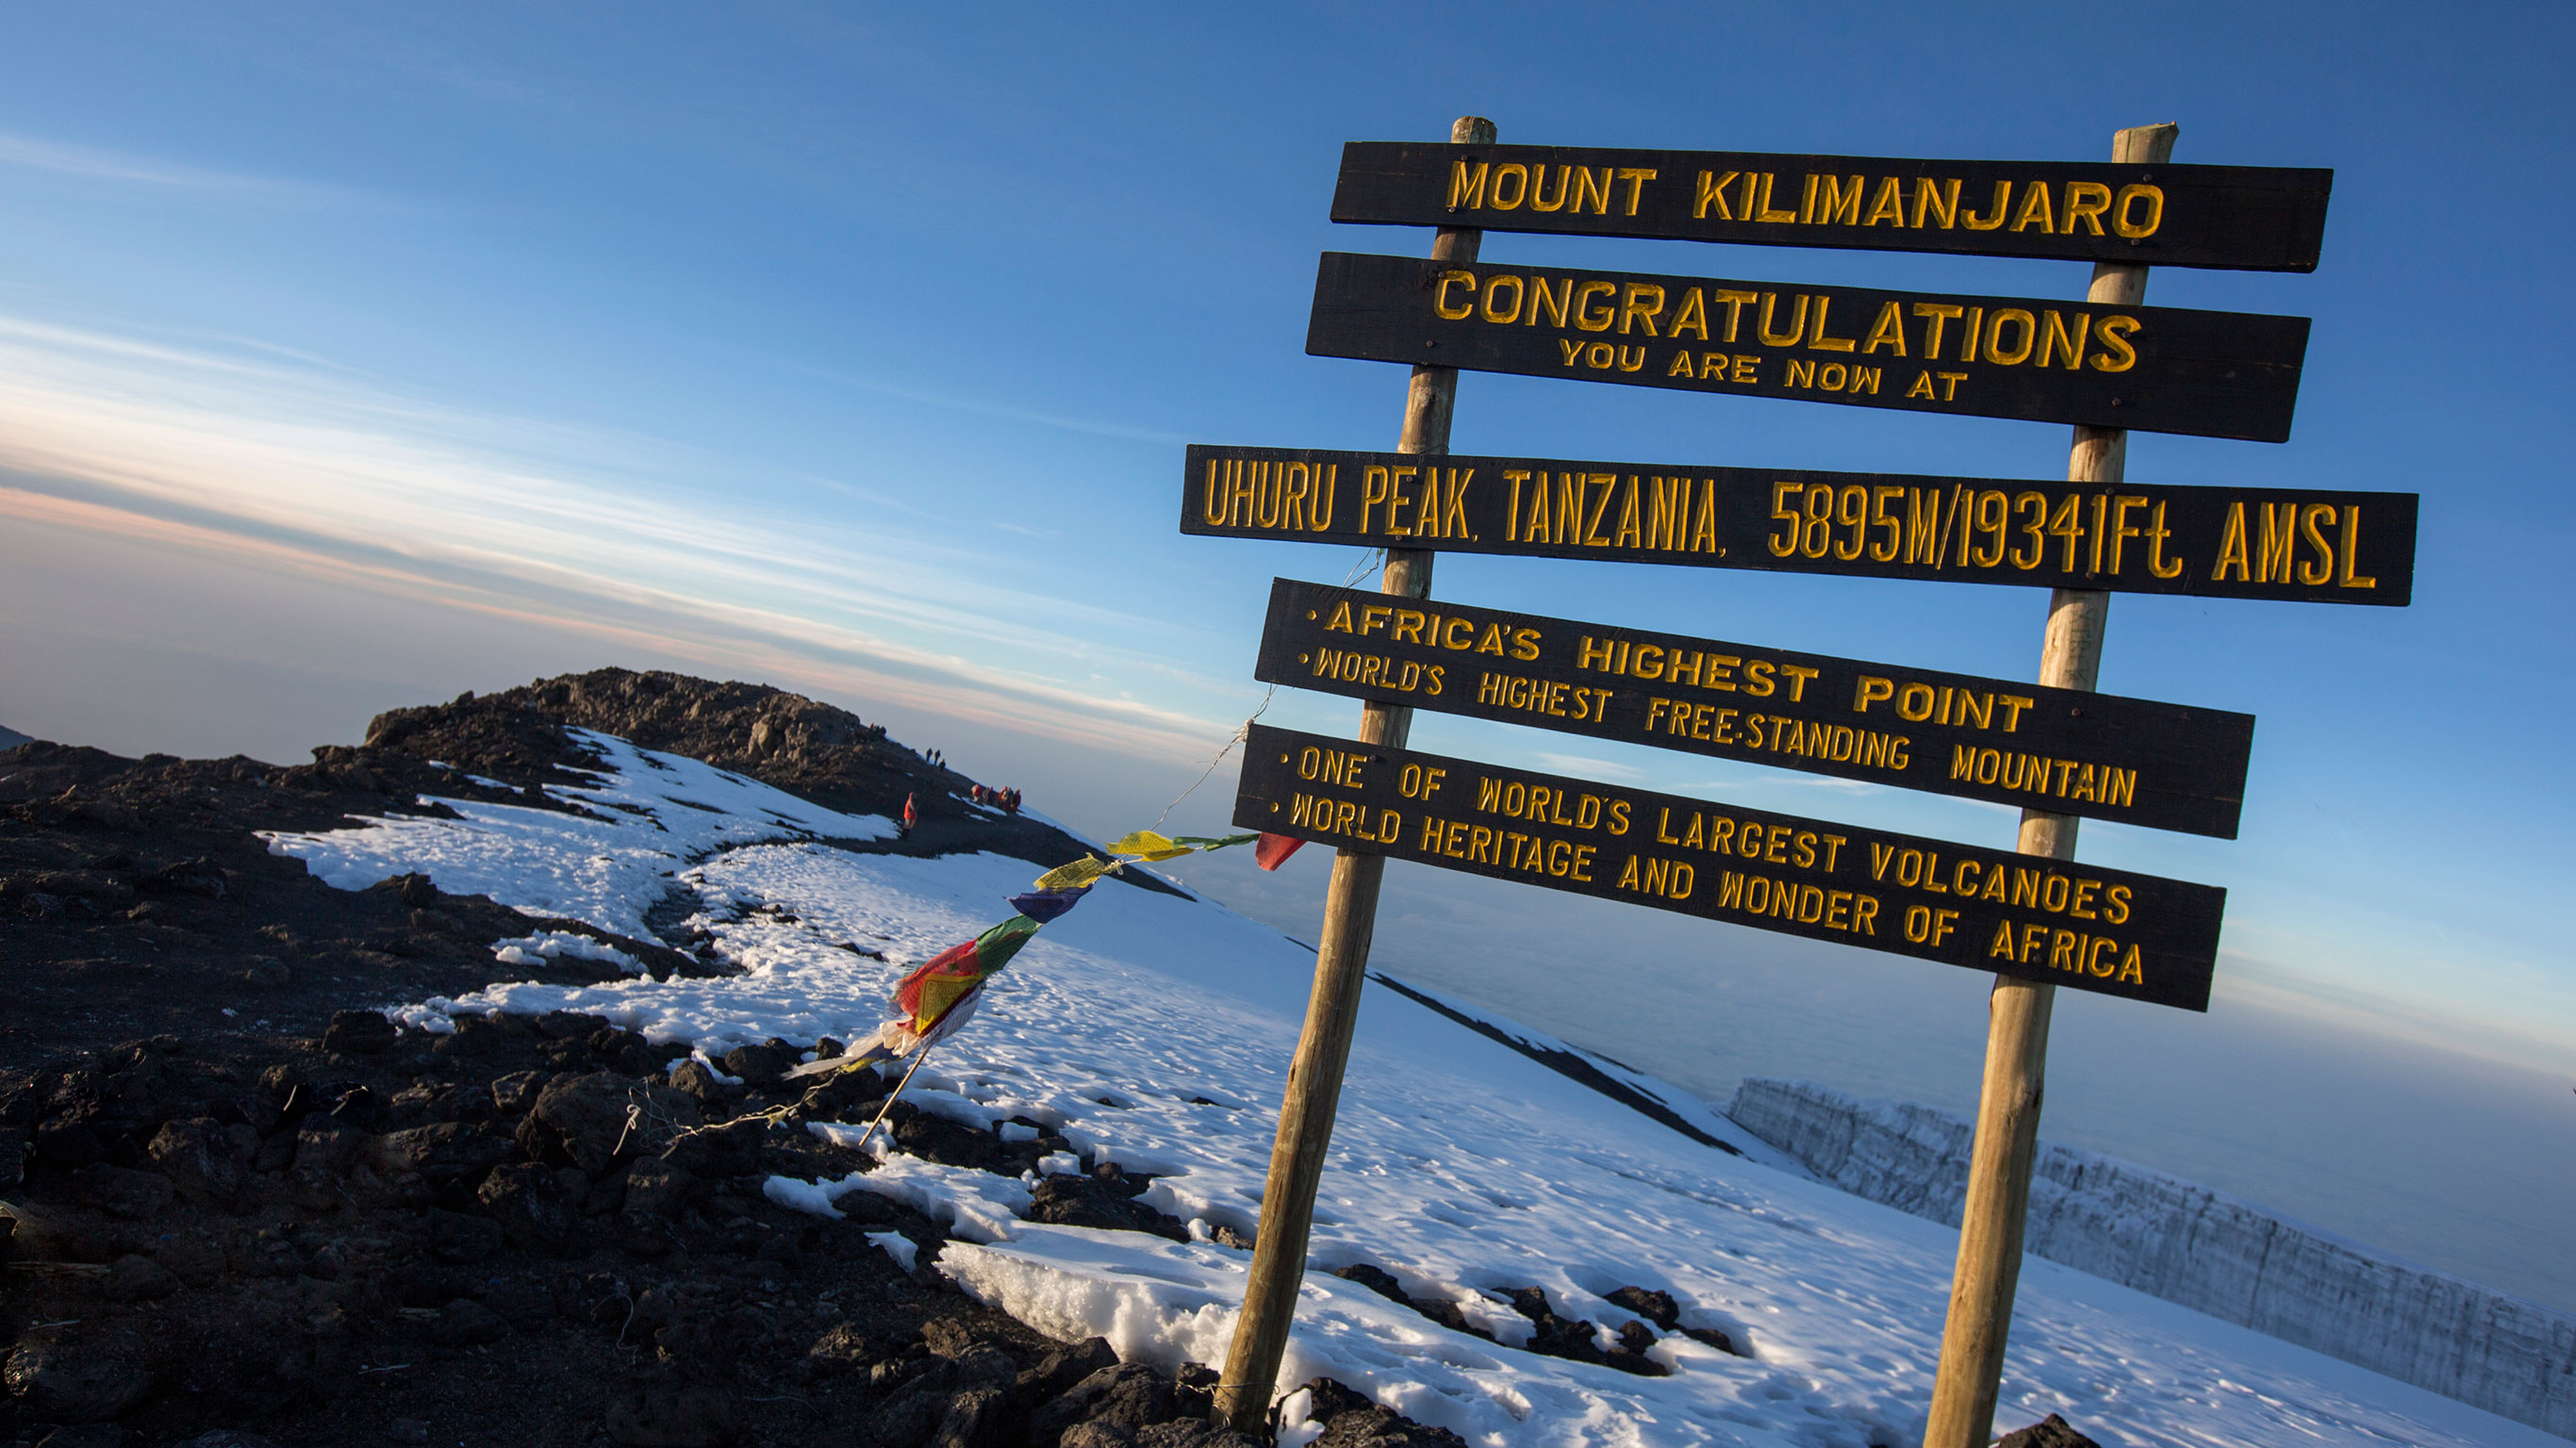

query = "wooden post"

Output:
[[1922, 121, 2178, 1448], [1214, 113, 1496, 1434]]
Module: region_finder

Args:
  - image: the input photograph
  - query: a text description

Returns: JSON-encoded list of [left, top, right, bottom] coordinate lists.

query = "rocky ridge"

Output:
[[0, 672, 1462, 1447]]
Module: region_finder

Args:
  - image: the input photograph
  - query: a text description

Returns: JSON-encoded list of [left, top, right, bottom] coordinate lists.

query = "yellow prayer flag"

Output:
[[1031, 854, 1118, 892], [1106, 830, 1196, 863]]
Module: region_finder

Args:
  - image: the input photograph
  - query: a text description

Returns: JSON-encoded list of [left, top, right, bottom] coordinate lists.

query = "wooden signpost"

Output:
[[1307, 251, 2311, 441], [1254, 577, 2256, 838], [1192, 116, 2408, 1446], [1236, 722, 2225, 1012], [1181, 445, 2419, 605]]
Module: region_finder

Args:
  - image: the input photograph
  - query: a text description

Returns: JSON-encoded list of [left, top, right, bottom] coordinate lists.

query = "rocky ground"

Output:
[[0, 673, 1455, 1448], [2, 671, 2096, 1448]]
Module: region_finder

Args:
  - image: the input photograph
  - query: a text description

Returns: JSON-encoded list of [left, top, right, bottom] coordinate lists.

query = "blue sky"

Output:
[[1, 4, 2571, 1292]]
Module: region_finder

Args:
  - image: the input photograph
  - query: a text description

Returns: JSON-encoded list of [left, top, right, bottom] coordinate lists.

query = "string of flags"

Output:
[[788, 828, 1298, 1087]]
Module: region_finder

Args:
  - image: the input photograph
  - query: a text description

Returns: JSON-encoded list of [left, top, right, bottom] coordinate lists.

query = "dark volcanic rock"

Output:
[[374, 1122, 515, 1185], [4, 1341, 155, 1423], [604, 1383, 736, 1447], [522, 1071, 699, 1176], [1025, 1173, 1190, 1242], [1314, 1406, 1469, 1447], [362, 668, 1181, 891], [0, 681, 1490, 1448], [1025, 1361, 1175, 1443], [145, 1117, 247, 1208], [476, 1161, 576, 1252], [1503, 1286, 1607, 1366], [322, 1010, 399, 1055], [1996, 1414, 2103, 1448], [718, 1042, 795, 1089], [72, 1161, 175, 1220], [1604, 1285, 1680, 1330]]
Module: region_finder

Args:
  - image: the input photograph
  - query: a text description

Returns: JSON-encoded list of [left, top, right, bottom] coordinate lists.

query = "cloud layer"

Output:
[[0, 312, 1245, 761]]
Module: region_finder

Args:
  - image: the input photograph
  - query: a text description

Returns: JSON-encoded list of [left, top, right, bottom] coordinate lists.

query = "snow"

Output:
[[491, 929, 643, 974], [267, 732, 2559, 1448], [260, 727, 895, 939], [866, 1230, 920, 1275]]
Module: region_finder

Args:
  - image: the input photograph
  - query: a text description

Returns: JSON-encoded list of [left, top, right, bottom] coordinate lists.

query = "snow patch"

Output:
[[492, 929, 643, 974]]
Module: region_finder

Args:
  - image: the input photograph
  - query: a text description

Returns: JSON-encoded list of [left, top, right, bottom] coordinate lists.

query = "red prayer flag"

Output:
[[1254, 832, 1304, 871]]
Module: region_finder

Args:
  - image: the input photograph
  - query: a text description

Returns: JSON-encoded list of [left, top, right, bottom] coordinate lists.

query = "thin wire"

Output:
[[1148, 546, 1383, 832]]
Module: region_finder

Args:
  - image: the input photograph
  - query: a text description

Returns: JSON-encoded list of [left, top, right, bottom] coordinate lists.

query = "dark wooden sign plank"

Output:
[[1331, 142, 2333, 272], [1254, 579, 2254, 839], [1181, 445, 2417, 606], [1236, 724, 2221, 1012], [1306, 252, 2309, 442]]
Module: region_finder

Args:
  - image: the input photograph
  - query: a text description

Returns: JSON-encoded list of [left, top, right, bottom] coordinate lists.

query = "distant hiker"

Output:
[[1003, 787, 1020, 815], [900, 792, 918, 837]]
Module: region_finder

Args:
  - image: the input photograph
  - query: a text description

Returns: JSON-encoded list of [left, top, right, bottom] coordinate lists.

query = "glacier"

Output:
[[1728, 1078, 2576, 1438]]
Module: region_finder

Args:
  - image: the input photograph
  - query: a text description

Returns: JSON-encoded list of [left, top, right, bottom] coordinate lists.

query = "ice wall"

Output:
[[1726, 1078, 2576, 1440]]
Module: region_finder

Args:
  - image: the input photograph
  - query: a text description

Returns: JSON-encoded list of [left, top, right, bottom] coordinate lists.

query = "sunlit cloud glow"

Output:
[[0, 314, 1247, 761]]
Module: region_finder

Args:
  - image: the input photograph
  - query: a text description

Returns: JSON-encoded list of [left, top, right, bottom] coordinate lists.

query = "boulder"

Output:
[[1025, 1174, 1186, 1241], [667, 1059, 735, 1105], [433, 1298, 509, 1347], [1995, 1415, 2102, 1448], [142, 857, 228, 897], [427, 1208, 504, 1264], [804, 1323, 903, 1379], [71, 1163, 174, 1220], [718, 1043, 795, 1090], [35, 1120, 105, 1170], [146, 1118, 247, 1208], [1313, 1407, 1468, 1447], [1024, 1362, 1174, 1444], [1017, 1337, 1120, 1407], [620, 1159, 696, 1220], [3, 1343, 154, 1423], [1604, 1285, 1680, 1331], [106, 1254, 178, 1302], [1134, 1423, 1265, 1448], [660, 1117, 760, 1179], [372, 1123, 515, 1186], [523, 1073, 699, 1176], [489, 1070, 548, 1116], [322, 1011, 398, 1055], [603, 1383, 736, 1447], [924, 1386, 1006, 1448], [476, 1163, 575, 1254]]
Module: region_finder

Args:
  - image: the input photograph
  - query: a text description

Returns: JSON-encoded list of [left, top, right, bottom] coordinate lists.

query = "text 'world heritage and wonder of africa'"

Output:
[[1235, 725, 2223, 1012]]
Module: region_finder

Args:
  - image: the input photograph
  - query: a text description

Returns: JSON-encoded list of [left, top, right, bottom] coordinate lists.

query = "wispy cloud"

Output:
[[0, 131, 389, 210], [1532, 752, 1647, 782], [0, 312, 1250, 761], [767, 354, 1190, 446]]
